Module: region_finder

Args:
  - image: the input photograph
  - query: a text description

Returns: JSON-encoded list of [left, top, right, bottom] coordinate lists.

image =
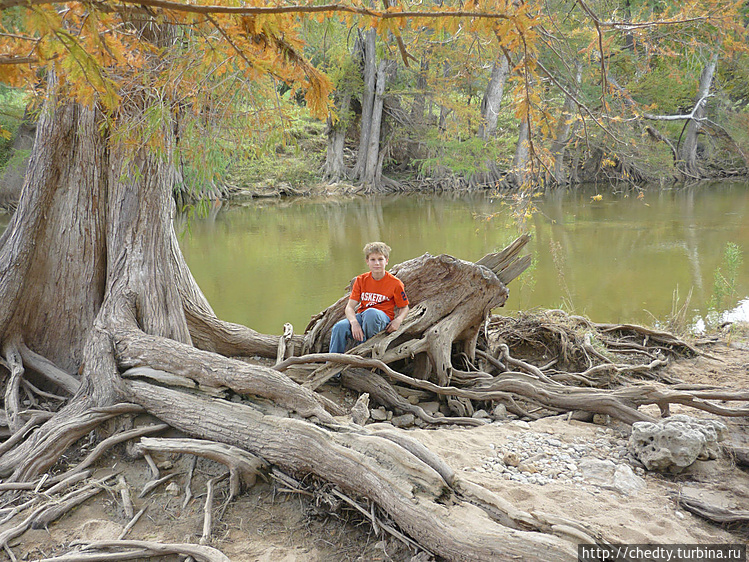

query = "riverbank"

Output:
[[12, 320, 749, 561]]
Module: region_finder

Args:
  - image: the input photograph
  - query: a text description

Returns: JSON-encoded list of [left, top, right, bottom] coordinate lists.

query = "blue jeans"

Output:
[[329, 309, 390, 353]]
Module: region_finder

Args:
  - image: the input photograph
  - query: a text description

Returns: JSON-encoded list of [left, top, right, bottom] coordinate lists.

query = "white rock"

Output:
[[579, 459, 645, 496], [628, 414, 728, 472]]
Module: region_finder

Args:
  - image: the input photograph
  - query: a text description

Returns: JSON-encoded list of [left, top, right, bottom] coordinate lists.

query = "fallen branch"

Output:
[[138, 437, 269, 498], [37, 540, 232, 562]]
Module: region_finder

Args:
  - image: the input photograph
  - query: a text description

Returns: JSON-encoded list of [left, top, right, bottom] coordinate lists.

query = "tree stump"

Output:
[[303, 235, 531, 388]]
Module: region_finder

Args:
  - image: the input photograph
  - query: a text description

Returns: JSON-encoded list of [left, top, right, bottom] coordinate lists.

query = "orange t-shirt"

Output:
[[350, 271, 409, 320]]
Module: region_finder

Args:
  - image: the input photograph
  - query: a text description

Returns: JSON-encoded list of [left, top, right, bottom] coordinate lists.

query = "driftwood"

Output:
[[673, 491, 749, 525]]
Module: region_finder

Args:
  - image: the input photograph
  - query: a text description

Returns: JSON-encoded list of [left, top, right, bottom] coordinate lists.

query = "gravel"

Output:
[[467, 426, 646, 487]]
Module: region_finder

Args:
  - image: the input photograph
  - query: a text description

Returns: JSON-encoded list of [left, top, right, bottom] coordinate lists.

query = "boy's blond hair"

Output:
[[363, 242, 391, 259]]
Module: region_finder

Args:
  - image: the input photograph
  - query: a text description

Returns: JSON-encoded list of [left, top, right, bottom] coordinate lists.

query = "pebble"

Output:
[[477, 428, 633, 488]]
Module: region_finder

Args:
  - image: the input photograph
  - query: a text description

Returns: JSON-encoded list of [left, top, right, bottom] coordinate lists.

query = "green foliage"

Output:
[[710, 242, 744, 312], [0, 85, 27, 169], [416, 134, 515, 177], [224, 117, 326, 189]]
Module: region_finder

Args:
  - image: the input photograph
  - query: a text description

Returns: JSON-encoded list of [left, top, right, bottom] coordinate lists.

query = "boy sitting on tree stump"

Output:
[[329, 242, 409, 353]]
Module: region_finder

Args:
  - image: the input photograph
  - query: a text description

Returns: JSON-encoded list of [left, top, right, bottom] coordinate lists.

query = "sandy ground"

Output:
[[8, 335, 749, 562]]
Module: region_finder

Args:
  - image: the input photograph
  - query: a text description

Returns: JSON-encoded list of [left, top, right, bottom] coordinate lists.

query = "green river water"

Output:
[[177, 182, 749, 336], [1, 182, 746, 336]]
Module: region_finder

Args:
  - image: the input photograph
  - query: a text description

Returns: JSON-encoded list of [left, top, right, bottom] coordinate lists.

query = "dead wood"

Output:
[[0, 411, 53, 456], [137, 437, 269, 496], [201, 474, 227, 544], [123, 380, 578, 561], [138, 473, 175, 499], [37, 540, 232, 562], [0, 403, 145, 482], [115, 329, 336, 423], [302, 236, 531, 387], [118, 507, 146, 541], [0, 474, 115, 552], [723, 444, 749, 467], [341, 368, 485, 426], [673, 491, 749, 525], [117, 475, 134, 519], [64, 424, 169, 478]]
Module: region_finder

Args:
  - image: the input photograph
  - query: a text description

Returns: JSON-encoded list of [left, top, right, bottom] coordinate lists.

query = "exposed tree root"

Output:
[[122, 380, 578, 561], [0, 474, 115, 554], [35, 540, 232, 562], [136, 437, 269, 497], [672, 491, 749, 525]]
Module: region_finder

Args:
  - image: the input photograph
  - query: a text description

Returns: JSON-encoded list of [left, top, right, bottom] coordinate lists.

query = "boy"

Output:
[[329, 242, 409, 354]]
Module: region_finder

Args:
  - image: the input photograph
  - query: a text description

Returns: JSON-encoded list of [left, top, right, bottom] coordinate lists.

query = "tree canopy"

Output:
[[1, 0, 747, 189]]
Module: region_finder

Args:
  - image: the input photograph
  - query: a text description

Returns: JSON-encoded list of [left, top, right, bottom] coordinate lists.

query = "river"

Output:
[[177, 181, 749, 336]]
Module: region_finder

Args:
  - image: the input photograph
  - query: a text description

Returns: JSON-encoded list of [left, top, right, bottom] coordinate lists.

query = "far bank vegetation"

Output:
[[1, 0, 748, 206]]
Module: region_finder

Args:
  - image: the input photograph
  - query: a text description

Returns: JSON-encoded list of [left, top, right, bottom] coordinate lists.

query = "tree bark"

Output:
[[362, 59, 388, 189], [678, 52, 719, 179], [322, 93, 351, 183], [478, 55, 510, 140], [352, 29, 377, 181]]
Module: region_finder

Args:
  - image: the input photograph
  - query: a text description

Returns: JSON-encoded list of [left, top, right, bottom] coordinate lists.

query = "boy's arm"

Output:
[[344, 299, 365, 341], [386, 305, 409, 333]]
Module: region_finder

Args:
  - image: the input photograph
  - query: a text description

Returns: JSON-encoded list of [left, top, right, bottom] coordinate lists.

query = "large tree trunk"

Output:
[[352, 29, 377, 181], [362, 59, 388, 189], [478, 55, 510, 140], [679, 52, 719, 179], [322, 92, 351, 183]]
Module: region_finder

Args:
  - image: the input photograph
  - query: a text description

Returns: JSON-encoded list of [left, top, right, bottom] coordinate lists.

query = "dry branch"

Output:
[[138, 437, 269, 497], [35, 539, 232, 562], [673, 491, 749, 524]]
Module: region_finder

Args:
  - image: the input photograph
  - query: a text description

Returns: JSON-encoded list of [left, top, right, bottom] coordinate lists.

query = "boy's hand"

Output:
[[351, 321, 365, 341], [386, 318, 402, 333]]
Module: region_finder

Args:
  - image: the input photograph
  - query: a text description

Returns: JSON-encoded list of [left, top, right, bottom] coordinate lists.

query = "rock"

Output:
[[472, 409, 491, 419], [503, 451, 520, 467], [166, 482, 181, 496], [510, 420, 531, 430], [421, 401, 441, 414], [592, 413, 610, 425], [517, 461, 538, 474], [419, 402, 440, 415], [491, 404, 507, 420], [350, 393, 370, 425], [370, 407, 388, 421], [579, 459, 645, 496], [628, 414, 728, 472], [612, 464, 646, 495], [392, 413, 415, 428]]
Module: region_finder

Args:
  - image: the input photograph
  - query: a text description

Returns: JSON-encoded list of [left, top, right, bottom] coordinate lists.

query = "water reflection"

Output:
[[177, 182, 749, 335], [0, 184, 745, 336]]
